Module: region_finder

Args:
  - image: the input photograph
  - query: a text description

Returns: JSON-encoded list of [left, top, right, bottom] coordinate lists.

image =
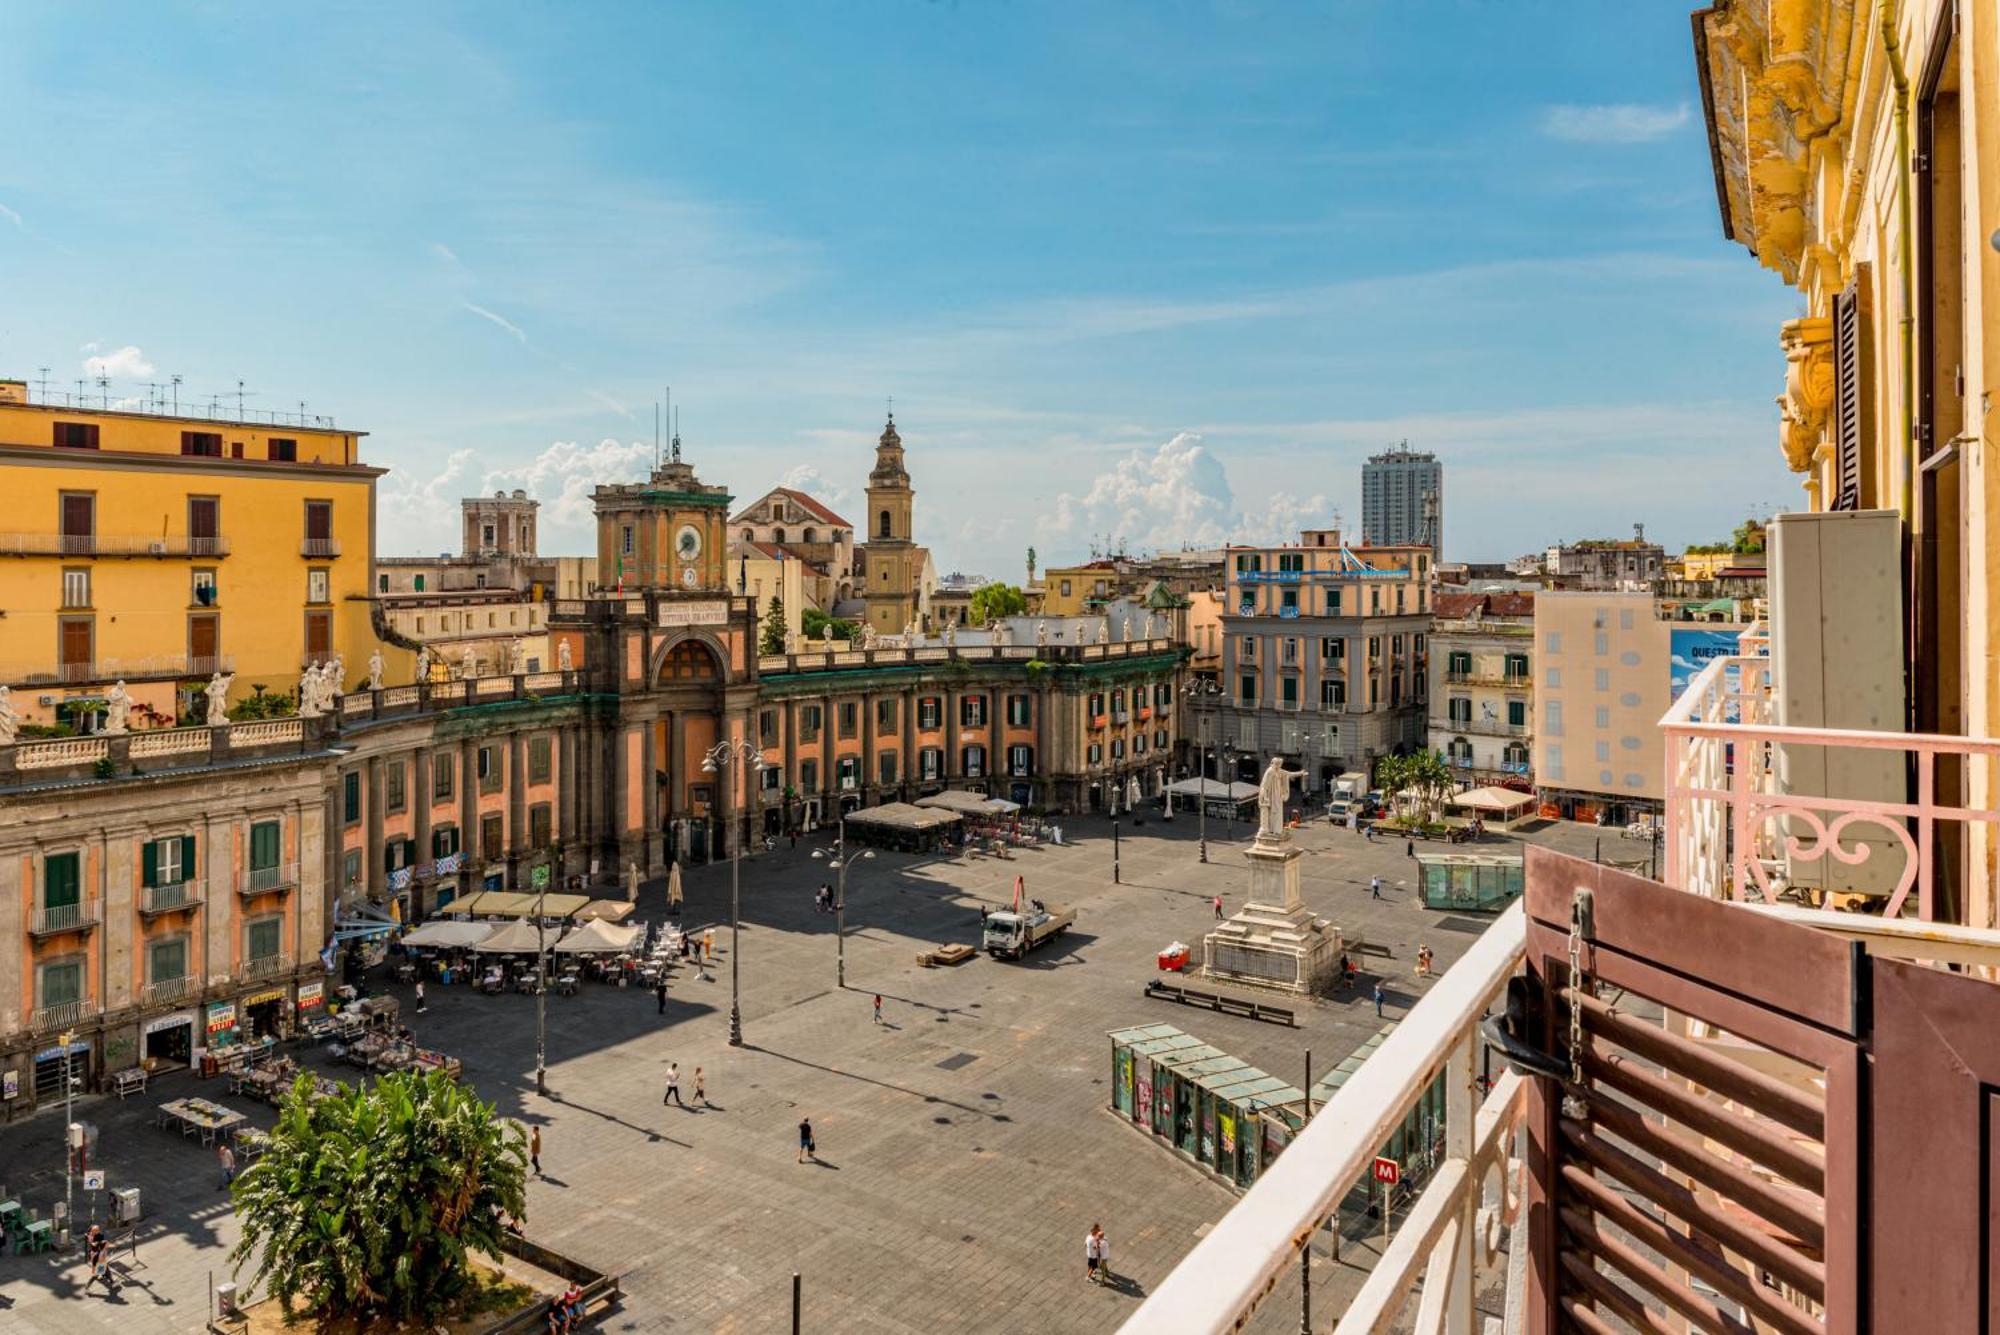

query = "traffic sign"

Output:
[[1372, 1156, 1400, 1185], [83, 1170, 105, 1191]]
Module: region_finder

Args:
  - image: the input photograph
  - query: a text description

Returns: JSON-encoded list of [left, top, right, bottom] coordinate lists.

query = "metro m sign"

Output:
[[1371, 1155, 1400, 1185]]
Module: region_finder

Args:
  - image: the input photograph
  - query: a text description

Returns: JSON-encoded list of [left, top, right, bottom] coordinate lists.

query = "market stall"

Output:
[[573, 899, 636, 924], [399, 919, 496, 949], [552, 918, 643, 954], [1163, 777, 1258, 817], [1446, 785, 1538, 831]]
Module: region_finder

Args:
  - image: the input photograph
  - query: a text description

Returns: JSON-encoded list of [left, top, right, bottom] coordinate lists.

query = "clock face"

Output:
[[681, 565, 699, 588], [675, 524, 703, 561]]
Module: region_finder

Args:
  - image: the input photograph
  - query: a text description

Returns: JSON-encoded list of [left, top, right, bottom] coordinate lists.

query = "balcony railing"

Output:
[[140, 881, 202, 915], [0, 533, 232, 558], [1661, 624, 2000, 922], [1443, 669, 1530, 689], [32, 1000, 90, 1032], [142, 975, 201, 1007], [245, 952, 294, 979], [242, 862, 299, 897], [300, 537, 341, 557], [1441, 717, 1528, 739], [30, 900, 101, 937], [2, 653, 237, 687], [1122, 903, 1528, 1333]]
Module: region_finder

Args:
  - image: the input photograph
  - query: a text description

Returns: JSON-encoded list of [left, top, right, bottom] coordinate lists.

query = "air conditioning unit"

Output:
[[148, 541, 167, 555]]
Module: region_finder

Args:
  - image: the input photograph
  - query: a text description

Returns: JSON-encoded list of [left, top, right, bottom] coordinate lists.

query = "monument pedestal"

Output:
[[1200, 835, 1342, 995]]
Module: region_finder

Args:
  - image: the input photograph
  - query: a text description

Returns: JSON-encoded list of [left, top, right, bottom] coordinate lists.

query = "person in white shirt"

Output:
[[1085, 1223, 1110, 1284]]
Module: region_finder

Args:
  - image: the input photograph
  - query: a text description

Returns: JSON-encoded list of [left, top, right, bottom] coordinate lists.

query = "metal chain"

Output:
[[1561, 889, 1592, 1120]]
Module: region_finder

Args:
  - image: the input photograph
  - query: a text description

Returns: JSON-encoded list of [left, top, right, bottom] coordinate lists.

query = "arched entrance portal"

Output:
[[652, 638, 728, 866]]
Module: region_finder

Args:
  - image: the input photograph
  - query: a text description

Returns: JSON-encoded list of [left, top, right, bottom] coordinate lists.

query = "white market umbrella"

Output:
[[667, 861, 684, 909], [1126, 776, 1142, 810]]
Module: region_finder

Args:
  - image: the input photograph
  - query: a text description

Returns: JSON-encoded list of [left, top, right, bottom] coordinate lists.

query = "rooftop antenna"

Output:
[[35, 366, 50, 402], [95, 374, 112, 408], [671, 406, 681, 464], [235, 379, 250, 420], [653, 400, 661, 472], [170, 375, 182, 414]]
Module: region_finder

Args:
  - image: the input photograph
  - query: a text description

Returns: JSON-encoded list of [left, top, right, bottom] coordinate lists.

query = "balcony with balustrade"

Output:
[[245, 952, 294, 980], [241, 862, 300, 898], [30, 900, 101, 938], [140, 880, 203, 917], [1130, 625, 2000, 1333], [141, 975, 201, 1007], [31, 999, 90, 1033]]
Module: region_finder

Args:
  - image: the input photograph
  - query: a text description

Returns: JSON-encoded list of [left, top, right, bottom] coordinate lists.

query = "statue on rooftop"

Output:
[[0, 686, 18, 745], [367, 650, 385, 691], [204, 672, 233, 726]]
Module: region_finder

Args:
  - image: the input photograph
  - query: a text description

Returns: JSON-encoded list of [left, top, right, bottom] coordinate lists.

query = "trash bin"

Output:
[[113, 1186, 141, 1224], [217, 1281, 239, 1317]]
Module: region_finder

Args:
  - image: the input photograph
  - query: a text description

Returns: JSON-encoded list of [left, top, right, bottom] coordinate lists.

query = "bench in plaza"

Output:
[[1143, 979, 1297, 1028]]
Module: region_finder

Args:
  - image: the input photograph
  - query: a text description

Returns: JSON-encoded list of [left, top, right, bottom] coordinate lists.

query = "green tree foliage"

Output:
[[760, 596, 788, 655], [230, 1070, 528, 1324], [801, 608, 857, 641], [1730, 518, 1766, 554], [227, 689, 295, 721], [969, 583, 1028, 624]]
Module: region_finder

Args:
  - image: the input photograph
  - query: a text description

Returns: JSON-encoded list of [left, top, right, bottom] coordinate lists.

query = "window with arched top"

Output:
[[742, 528, 753, 542], [803, 527, 817, 543], [659, 640, 720, 682], [773, 527, 786, 544], [879, 510, 892, 538]]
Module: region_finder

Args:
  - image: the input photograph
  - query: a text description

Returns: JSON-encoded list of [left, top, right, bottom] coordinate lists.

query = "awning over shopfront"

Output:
[[472, 919, 568, 953], [455, 891, 591, 919], [574, 899, 636, 923], [916, 791, 1017, 817], [399, 919, 496, 949], [847, 802, 963, 832], [551, 919, 643, 953]]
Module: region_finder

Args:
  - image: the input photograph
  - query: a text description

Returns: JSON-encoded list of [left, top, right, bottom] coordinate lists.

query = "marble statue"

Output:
[[627, 860, 641, 903], [862, 625, 877, 650], [1036, 620, 1048, 647], [558, 639, 572, 672], [1117, 618, 1128, 642], [461, 647, 477, 680], [995, 618, 1011, 647], [204, 672, 233, 726], [101, 680, 131, 734], [1256, 755, 1306, 841], [941, 618, 956, 648], [1096, 619, 1110, 645], [0, 685, 18, 746], [510, 638, 527, 675], [327, 654, 345, 695], [366, 650, 385, 691], [415, 645, 432, 683], [785, 629, 798, 655], [298, 666, 323, 718], [903, 619, 919, 646]]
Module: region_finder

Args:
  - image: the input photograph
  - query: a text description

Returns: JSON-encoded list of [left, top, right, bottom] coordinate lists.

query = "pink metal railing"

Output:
[[1661, 626, 2000, 923]]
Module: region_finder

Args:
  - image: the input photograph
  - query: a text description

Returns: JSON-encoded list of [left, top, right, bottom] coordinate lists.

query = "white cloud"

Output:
[[462, 302, 527, 343], [1038, 433, 1331, 555], [430, 241, 460, 264], [379, 437, 657, 556], [0, 202, 19, 229], [82, 345, 155, 380], [584, 388, 636, 421], [1540, 103, 1690, 145], [776, 463, 852, 515]]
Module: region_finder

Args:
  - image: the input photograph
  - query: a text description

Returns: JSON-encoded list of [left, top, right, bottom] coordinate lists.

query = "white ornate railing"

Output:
[[1121, 904, 1527, 1333], [243, 862, 299, 895], [141, 881, 201, 914], [130, 729, 211, 758], [15, 737, 109, 769], [1661, 626, 2000, 922], [379, 685, 420, 707], [30, 900, 100, 935], [32, 1000, 90, 1032], [521, 671, 564, 692], [229, 719, 304, 746], [142, 976, 200, 1006]]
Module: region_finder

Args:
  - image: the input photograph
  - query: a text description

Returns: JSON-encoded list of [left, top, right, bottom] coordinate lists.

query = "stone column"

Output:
[[364, 757, 385, 899], [782, 700, 798, 832], [558, 726, 578, 877], [988, 687, 1003, 789], [411, 748, 432, 891], [458, 738, 478, 897], [860, 688, 876, 802], [507, 731, 529, 884]]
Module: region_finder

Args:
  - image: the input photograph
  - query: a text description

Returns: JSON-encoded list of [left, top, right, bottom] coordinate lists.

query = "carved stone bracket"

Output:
[[1778, 314, 1834, 473]]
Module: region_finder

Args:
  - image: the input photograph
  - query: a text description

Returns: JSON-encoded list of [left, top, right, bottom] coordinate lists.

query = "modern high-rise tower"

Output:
[[1361, 442, 1442, 552]]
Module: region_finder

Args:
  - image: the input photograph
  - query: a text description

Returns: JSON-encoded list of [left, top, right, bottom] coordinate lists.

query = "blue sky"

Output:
[[0, 2, 1800, 571]]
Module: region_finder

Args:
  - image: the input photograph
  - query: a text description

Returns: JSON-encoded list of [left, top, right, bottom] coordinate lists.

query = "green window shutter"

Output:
[[141, 840, 159, 889], [181, 835, 197, 880]]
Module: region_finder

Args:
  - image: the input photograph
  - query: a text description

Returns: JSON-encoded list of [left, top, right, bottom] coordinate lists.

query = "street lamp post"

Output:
[[533, 838, 561, 1096], [702, 739, 762, 1047], [1183, 679, 1221, 862], [813, 818, 874, 988], [62, 1029, 76, 1244]]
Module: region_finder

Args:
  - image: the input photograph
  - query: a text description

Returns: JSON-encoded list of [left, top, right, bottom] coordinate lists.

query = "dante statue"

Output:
[[1256, 755, 1306, 841], [204, 672, 233, 726]]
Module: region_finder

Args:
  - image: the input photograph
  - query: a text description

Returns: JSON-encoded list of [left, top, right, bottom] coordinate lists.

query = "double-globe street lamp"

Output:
[[1182, 679, 1224, 862], [700, 738, 763, 1047], [812, 819, 875, 988]]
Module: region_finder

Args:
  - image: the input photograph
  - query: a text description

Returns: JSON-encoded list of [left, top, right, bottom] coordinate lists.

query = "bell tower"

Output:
[[861, 413, 918, 635]]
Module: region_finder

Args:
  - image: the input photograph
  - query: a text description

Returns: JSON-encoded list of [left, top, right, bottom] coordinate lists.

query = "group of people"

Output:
[[813, 883, 840, 914], [543, 1280, 586, 1333]]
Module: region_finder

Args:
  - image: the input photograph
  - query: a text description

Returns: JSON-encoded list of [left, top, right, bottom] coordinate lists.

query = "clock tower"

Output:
[[860, 413, 919, 636], [590, 442, 732, 592]]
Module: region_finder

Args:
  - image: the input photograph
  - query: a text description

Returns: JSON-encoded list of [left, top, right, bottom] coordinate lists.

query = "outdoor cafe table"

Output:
[[159, 1097, 246, 1146]]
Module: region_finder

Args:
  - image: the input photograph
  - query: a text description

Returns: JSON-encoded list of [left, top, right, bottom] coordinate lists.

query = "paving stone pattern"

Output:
[[0, 814, 1614, 1332]]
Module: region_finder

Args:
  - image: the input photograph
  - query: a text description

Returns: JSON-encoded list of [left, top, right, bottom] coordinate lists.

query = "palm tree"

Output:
[[230, 1069, 528, 1324]]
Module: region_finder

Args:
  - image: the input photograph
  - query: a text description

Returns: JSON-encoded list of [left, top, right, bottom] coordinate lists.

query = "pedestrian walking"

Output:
[[83, 1223, 120, 1296], [1416, 944, 1432, 978], [1370, 875, 1383, 899], [217, 1141, 236, 1190], [798, 1116, 815, 1163], [1337, 951, 1351, 986], [694, 1065, 708, 1107], [1373, 981, 1386, 1017], [530, 1125, 542, 1175], [655, 978, 668, 1015], [1406, 838, 1414, 858], [1085, 1223, 1109, 1284], [663, 1062, 685, 1107], [873, 993, 883, 1025], [414, 978, 427, 1013], [702, 928, 714, 962], [1212, 894, 1224, 920]]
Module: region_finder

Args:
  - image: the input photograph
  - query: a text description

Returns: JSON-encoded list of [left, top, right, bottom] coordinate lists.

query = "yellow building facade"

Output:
[[0, 383, 390, 727], [858, 415, 921, 636], [1697, 0, 2000, 916]]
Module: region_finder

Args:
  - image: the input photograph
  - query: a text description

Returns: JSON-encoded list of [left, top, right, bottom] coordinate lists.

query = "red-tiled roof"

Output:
[[1435, 591, 1535, 619], [730, 486, 852, 530]]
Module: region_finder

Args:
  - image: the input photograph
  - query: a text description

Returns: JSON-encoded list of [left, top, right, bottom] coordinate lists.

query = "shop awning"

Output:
[[457, 891, 591, 919], [1448, 786, 1538, 815], [846, 802, 963, 831], [916, 791, 1015, 817], [551, 919, 643, 953], [472, 919, 568, 953], [574, 899, 636, 923], [400, 919, 496, 949]]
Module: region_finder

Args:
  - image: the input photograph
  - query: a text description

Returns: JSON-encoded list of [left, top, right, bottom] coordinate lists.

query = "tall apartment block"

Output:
[[1360, 443, 1441, 552]]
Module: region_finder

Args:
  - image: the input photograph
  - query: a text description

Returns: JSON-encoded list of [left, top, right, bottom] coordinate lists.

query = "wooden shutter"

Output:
[[181, 835, 197, 880], [1831, 270, 1872, 511], [60, 493, 94, 548], [142, 840, 159, 889], [189, 614, 218, 667], [305, 501, 331, 541], [305, 610, 331, 658], [44, 852, 79, 908], [59, 618, 92, 669]]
